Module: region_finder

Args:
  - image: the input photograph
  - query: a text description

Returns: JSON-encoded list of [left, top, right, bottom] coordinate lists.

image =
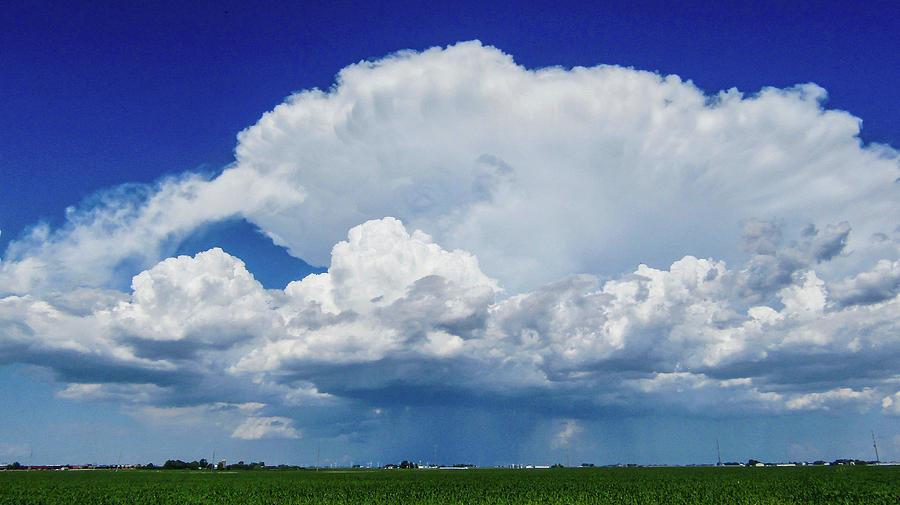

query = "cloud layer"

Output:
[[3, 216, 900, 438], [1, 42, 899, 448]]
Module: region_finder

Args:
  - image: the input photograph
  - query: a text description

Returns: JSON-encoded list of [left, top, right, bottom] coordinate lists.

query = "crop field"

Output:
[[1, 466, 899, 504]]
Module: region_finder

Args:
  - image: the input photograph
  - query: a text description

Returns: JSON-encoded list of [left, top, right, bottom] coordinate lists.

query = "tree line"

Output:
[[155, 459, 279, 470]]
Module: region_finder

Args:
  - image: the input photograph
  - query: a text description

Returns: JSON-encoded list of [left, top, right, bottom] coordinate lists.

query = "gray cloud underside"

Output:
[[1, 41, 899, 439], [3, 216, 900, 439]]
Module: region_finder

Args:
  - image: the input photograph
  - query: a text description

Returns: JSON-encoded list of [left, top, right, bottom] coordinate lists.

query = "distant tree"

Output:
[[228, 461, 266, 471], [163, 460, 189, 470], [9, 462, 22, 470]]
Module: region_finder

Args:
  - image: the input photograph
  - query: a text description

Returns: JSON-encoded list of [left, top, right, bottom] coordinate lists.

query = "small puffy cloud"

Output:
[[830, 260, 900, 307], [778, 271, 827, 317], [232, 417, 301, 440], [551, 420, 583, 449], [741, 219, 783, 255], [109, 248, 276, 357], [883, 392, 900, 416], [282, 217, 498, 316], [735, 221, 854, 305], [807, 222, 851, 263]]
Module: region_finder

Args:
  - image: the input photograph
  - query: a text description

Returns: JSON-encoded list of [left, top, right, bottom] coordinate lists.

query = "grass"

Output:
[[1, 465, 898, 504]]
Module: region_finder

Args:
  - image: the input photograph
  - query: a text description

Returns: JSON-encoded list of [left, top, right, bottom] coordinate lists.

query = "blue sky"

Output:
[[2, 1, 899, 467]]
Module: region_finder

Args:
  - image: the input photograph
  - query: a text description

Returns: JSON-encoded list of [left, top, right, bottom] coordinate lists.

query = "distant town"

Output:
[[2, 458, 897, 472]]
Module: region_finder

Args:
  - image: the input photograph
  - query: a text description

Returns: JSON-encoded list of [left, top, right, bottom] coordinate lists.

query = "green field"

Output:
[[2, 466, 898, 504]]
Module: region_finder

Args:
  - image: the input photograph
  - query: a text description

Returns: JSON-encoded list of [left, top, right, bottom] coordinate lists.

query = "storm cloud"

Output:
[[1, 42, 898, 452]]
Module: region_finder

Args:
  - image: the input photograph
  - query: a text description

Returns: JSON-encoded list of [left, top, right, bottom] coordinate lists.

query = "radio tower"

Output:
[[872, 431, 880, 463], [716, 439, 722, 466]]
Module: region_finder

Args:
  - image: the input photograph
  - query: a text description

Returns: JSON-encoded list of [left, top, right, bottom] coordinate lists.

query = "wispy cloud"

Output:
[[232, 417, 301, 440]]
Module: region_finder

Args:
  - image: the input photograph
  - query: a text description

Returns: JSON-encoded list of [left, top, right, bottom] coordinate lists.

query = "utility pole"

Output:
[[316, 445, 320, 471], [872, 431, 880, 463]]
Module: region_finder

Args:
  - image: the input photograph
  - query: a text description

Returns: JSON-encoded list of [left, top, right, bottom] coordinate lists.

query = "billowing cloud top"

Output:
[[1, 42, 899, 445]]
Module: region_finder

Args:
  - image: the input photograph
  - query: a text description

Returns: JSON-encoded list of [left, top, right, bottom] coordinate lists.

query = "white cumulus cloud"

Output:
[[3, 41, 897, 297], [0, 41, 899, 445]]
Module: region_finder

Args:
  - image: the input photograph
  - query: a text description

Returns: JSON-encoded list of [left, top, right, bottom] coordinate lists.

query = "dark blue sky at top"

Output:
[[2, 0, 898, 280]]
